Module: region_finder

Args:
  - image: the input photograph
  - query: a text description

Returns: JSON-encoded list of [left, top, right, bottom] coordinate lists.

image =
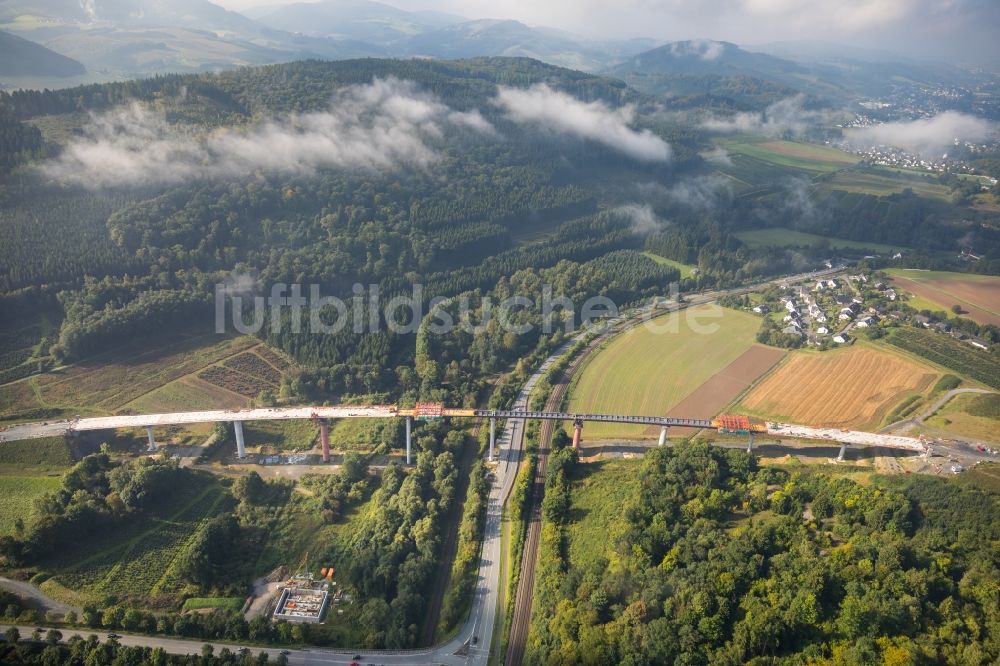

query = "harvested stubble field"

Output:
[[738, 346, 939, 429]]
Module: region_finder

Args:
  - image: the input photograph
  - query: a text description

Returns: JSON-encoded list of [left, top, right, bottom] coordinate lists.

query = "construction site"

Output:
[[269, 559, 342, 624]]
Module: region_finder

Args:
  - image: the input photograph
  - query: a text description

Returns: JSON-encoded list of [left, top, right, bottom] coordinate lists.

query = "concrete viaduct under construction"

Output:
[[0, 402, 928, 463]]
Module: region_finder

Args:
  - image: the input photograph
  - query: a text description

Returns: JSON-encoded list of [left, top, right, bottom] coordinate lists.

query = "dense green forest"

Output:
[[527, 442, 1000, 665], [1, 55, 999, 400], [0, 420, 471, 648]]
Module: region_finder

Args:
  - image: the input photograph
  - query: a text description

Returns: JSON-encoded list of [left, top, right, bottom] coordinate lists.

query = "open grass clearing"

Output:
[[124, 376, 248, 415], [925, 392, 1000, 444], [641, 251, 696, 279], [0, 474, 63, 536], [181, 597, 245, 613], [737, 344, 939, 430], [566, 459, 641, 567], [821, 170, 953, 201], [0, 437, 74, 469], [244, 419, 319, 452], [566, 305, 762, 439], [719, 138, 858, 172]]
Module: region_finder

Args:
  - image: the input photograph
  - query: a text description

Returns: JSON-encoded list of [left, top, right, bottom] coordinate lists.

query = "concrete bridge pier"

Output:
[[405, 416, 412, 465], [145, 425, 157, 452], [489, 417, 496, 462], [837, 443, 847, 462], [658, 425, 669, 447], [319, 419, 330, 463], [572, 419, 583, 451], [234, 421, 246, 458], [746, 432, 755, 454]]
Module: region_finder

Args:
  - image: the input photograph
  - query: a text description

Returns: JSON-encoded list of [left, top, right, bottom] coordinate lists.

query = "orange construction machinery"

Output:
[[712, 414, 768, 435]]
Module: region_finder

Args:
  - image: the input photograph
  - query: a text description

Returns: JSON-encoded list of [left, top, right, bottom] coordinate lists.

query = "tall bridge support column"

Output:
[[319, 419, 330, 463], [489, 417, 496, 462], [837, 443, 847, 462], [746, 432, 755, 454], [145, 426, 157, 452], [658, 426, 669, 447], [234, 421, 246, 458], [572, 419, 583, 451], [405, 417, 412, 465]]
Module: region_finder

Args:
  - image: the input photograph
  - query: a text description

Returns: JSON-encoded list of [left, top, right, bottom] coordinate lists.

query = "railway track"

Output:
[[503, 327, 608, 665]]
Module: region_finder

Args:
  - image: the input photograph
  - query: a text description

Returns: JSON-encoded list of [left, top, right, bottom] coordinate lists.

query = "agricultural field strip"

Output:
[[739, 347, 938, 430], [58, 482, 220, 590], [890, 274, 1000, 325], [149, 490, 228, 594], [99, 339, 267, 409], [821, 171, 953, 200], [665, 345, 786, 422], [36, 333, 244, 393], [30, 334, 259, 414], [886, 328, 1000, 391], [564, 306, 760, 438], [718, 139, 858, 172]]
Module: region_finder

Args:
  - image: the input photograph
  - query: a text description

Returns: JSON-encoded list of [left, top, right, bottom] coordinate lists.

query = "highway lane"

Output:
[[0, 264, 850, 665]]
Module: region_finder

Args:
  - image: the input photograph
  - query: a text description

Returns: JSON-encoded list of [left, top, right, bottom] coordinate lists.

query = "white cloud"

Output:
[[669, 39, 726, 60], [614, 203, 665, 233], [742, 0, 913, 30], [636, 175, 733, 212], [847, 111, 998, 157], [42, 78, 493, 188], [701, 95, 834, 138], [495, 83, 671, 162]]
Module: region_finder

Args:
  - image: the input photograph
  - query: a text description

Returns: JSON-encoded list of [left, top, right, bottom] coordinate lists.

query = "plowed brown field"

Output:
[[892, 275, 1000, 327], [663, 344, 786, 426], [738, 346, 938, 429]]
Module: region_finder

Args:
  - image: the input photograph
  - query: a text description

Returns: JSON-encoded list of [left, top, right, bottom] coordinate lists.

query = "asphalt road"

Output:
[[0, 264, 849, 665]]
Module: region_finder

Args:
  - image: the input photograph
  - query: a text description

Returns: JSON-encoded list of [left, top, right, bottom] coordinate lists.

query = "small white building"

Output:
[[817, 326, 829, 335], [833, 333, 851, 344]]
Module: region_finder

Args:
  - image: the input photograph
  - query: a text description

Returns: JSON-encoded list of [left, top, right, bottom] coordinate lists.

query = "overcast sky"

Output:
[[219, 0, 999, 63]]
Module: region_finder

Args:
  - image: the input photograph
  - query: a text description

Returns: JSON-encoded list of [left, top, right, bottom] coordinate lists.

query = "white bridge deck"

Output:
[[0, 405, 928, 452], [766, 423, 926, 451]]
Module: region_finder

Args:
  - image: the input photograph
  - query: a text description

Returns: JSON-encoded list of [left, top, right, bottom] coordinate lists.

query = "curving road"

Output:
[[881, 388, 997, 435], [0, 265, 850, 665]]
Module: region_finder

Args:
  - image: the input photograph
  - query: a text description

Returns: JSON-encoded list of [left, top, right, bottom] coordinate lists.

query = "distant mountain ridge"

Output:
[[252, 0, 462, 43], [0, 29, 85, 77], [0, 0, 989, 101], [609, 39, 987, 103]]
